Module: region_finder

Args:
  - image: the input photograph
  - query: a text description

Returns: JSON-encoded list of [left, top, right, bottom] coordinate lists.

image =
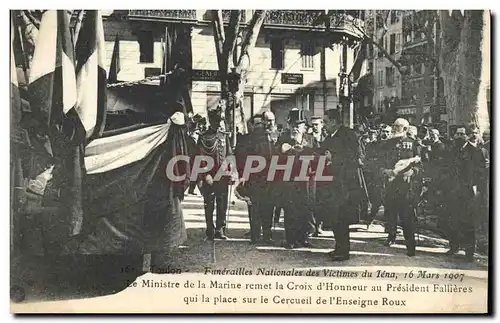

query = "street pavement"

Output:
[[11, 186, 488, 304], [168, 187, 488, 273]]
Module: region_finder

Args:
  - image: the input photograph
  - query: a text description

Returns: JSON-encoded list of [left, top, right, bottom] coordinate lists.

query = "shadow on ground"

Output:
[[11, 208, 488, 304]]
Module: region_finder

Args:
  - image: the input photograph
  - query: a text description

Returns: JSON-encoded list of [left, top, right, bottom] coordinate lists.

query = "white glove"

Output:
[[281, 143, 292, 153]]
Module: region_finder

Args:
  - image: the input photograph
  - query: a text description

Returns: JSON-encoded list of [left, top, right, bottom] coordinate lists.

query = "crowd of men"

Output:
[[185, 102, 490, 262]]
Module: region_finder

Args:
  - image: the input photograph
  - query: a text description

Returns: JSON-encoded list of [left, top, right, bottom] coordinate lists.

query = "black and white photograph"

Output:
[[9, 9, 491, 313]]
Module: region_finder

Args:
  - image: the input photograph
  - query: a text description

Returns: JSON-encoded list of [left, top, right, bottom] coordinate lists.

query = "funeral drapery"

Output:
[[64, 119, 190, 255]]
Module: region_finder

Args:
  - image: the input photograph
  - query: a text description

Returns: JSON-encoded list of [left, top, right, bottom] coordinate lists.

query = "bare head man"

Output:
[[311, 116, 324, 134], [262, 111, 276, 130], [430, 129, 440, 142], [467, 125, 482, 145], [407, 125, 418, 140], [380, 125, 392, 140], [392, 118, 410, 138]]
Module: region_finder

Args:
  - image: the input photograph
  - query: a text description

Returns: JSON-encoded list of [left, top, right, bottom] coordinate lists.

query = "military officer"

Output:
[[379, 118, 421, 256], [198, 101, 233, 240]]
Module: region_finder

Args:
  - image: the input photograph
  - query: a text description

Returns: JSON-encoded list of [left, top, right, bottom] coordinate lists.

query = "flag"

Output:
[[108, 34, 120, 83], [28, 10, 77, 136], [28, 10, 85, 237], [349, 39, 368, 84], [75, 10, 108, 140]]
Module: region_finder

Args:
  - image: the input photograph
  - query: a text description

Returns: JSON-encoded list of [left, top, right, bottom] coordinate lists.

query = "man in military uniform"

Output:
[[198, 101, 233, 240], [317, 109, 364, 261], [379, 118, 421, 256]]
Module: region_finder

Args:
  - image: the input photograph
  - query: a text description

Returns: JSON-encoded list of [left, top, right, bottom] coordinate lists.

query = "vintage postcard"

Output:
[[10, 9, 490, 314]]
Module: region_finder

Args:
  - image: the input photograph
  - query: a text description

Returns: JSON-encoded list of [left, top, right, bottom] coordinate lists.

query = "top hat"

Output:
[[287, 108, 307, 125], [325, 108, 340, 121]]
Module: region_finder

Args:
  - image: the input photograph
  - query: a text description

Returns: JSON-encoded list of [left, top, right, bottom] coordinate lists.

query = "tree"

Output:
[[438, 10, 490, 133], [209, 10, 266, 137]]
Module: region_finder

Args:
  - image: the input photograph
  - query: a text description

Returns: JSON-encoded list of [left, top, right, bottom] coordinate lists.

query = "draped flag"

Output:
[[28, 10, 84, 237], [75, 10, 108, 140], [108, 34, 121, 83], [85, 121, 172, 174], [63, 118, 189, 255]]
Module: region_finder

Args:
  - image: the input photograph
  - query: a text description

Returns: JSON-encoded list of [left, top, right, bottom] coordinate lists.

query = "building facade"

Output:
[[101, 10, 362, 128], [356, 10, 447, 131]]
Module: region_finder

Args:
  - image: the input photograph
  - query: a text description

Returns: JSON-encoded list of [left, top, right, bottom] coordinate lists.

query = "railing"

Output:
[[128, 10, 197, 20], [264, 10, 322, 27], [221, 10, 246, 23], [126, 9, 362, 36]]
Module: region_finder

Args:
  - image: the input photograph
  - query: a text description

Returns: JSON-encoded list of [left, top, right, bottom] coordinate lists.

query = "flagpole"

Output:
[[13, 11, 30, 83], [73, 10, 85, 46]]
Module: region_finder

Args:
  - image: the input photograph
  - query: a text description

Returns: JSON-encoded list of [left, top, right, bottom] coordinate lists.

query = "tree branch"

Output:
[[223, 10, 242, 68], [236, 10, 266, 72], [348, 17, 405, 74], [210, 10, 227, 74], [379, 10, 391, 40]]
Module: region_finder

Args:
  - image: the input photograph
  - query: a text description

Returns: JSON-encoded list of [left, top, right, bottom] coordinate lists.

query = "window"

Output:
[[368, 62, 374, 73], [386, 67, 395, 87], [271, 38, 285, 70], [389, 34, 396, 55], [377, 70, 384, 87], [367, 43, 374, 58], [138, 31, 154, 63], [390, 11, 399, 24], [405, 32, 412, 44], [377, 38, 384, 58], [414, 63, 422, 75], [297, 92, 314, 111], [395, 33, 401, 52], [438, 77, 445, 98], [301, 40, 314, 69]]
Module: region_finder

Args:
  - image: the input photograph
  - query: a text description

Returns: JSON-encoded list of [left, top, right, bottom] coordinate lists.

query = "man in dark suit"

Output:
[[308, 116, 326, 236], [276, 109, 315, 248], [316, 109, 364, 261], [236, 112, 280, 244], [198, 101, 233, 240]]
